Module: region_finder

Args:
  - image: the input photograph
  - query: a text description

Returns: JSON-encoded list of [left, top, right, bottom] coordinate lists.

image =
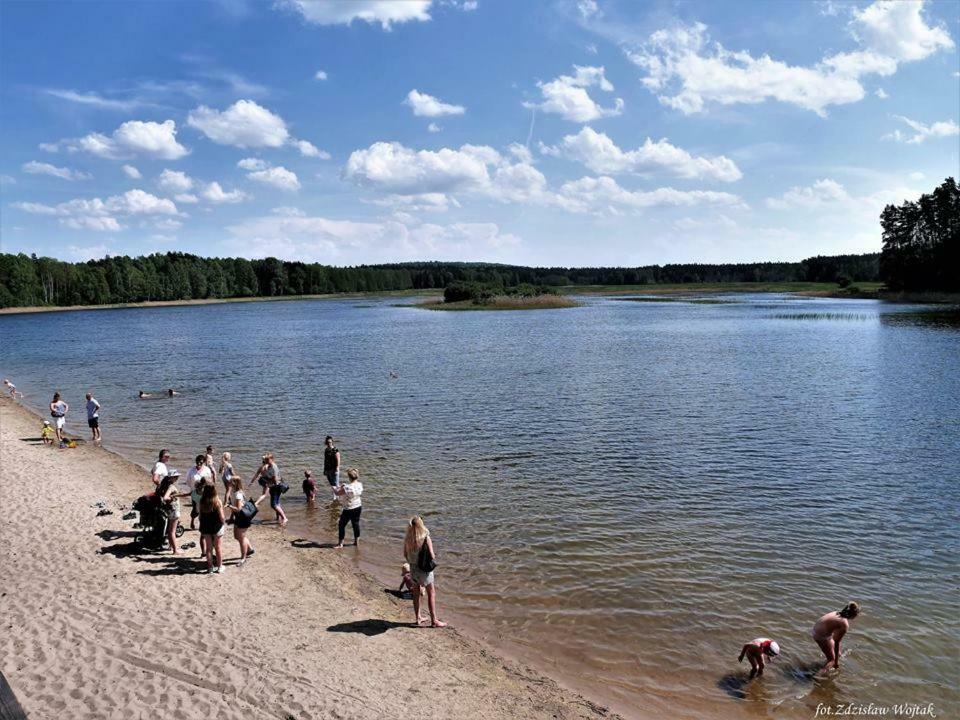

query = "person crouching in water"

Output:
[[738, 637, 780, 676], [812, 602, 861, 674], [302, 470, 317, 502]]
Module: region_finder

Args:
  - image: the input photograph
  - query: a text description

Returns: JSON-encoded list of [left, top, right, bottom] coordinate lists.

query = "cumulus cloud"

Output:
[[315, 70, 328, 80], [247, 166, 301, 191], [766, 178, 850, 209], [175, 193, 199, 204], [577, 0, 600, 19], [202, 181, 250, 204], [293, 139, 331, 158], [187, 100, 289, 148], [628, 2, 953, 116], [122, 164, 142, 179], [226, 214, 519, 263], [875, 88, 889, 99], [52, 119, 188, 159], [12, 189, 179, 232], [156, 169, 194, 193], [238, 157, 268, 171], [344, 140, 743, 214], [540, 127, 742, 181], [404, 89, 466, 117], [276, 0, 433, 30], [883, 115, 960, 144], [524, 65, 623, 122], [427, 122, 441, 133], [21, 161, 91, 181]]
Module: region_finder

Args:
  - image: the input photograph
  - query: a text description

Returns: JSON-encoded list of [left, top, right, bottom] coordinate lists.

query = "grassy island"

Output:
[[420, 281, 581, 311]]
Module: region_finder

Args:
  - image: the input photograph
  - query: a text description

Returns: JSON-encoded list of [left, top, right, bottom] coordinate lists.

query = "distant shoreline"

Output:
[[2, 283, 956, 316]]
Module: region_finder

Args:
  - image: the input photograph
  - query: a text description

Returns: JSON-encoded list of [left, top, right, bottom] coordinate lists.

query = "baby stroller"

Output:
[[133, 490, 184, 549]]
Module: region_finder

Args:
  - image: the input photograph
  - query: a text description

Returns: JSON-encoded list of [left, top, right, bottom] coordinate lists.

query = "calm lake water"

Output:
[[2, 294, 958, 719]]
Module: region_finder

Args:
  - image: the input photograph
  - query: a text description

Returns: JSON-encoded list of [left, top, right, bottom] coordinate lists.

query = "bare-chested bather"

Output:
[[812, 602, 860, 673]]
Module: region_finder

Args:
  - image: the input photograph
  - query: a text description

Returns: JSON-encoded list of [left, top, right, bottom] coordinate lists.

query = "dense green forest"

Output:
[[0, 251, 881, 309], [879, 177, 959, 292]]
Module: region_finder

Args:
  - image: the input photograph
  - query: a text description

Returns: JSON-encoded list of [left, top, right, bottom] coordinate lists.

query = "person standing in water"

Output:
[[738, 638, 780, 676], [85, 392, 102, 445], [323, 436, 341, 488], [403, 515, 447, 628], [812, 602, 861, 674], [332, 468, 363, 548], [49, 392, 68, 443]]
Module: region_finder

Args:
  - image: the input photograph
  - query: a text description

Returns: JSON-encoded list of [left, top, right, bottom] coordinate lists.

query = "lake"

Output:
[[2, 293, 958, 719]]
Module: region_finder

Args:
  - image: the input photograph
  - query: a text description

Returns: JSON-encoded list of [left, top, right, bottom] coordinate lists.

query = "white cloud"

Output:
[[156, 169, 194, 193], [461, 1, 478, 11], [272, 206, 307, 217], [427, 122, 441, 133], [524, 65, 623, 122], [202, 181, 250, 204], [540, 127, 742, 181], [345, 141, 492, 195], [628, 4, 953, 116], [175, 193, 199, 204], [766, 178, 850, 209], [13, 189, 178, 232], [43, 89, 141, 112], [557, 176, 743, 213], [276, 0, 433, 30], [187, 100, 289, 148], [226, 214, 519, 263], [238, 157, 268, 171], [577, 0, 600, 19], [883, 115, 960, 144], [852, 0, 954, 62], [507, 142, 534, 164], [247, 166, 301, 191], [908, 171, 925, 181], [38, 143, 59, 153], [21, 161, 91, 181], [404, 89, 466, 117], [293, 139, 330, 158], [54, 119, 189, 159], [315, 70, 328, 81], [66, 244, 112, 259], [875, 88, 888, 99], [151, 218, 184, 231], [122, 164, 142, 179]]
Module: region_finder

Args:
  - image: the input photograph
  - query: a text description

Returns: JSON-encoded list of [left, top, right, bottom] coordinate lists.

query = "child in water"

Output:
[[41, 420, 55, 445], [302, 470, 317, 502], [738, 637, 780, 675], [812, 602, 861, 674]]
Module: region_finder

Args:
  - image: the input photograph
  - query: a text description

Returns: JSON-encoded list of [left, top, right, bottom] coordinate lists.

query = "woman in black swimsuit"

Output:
[[198, 483, 226, 574]]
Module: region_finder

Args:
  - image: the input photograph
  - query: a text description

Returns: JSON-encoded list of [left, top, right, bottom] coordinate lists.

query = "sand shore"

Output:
[[0, 398, 617, 720]]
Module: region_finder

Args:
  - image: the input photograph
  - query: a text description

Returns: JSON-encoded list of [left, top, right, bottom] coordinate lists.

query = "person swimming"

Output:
[[138, 390, 153, 398], [812, 602, 861, 674], [168, 388, 180, 396], [737, 637, 780, 676]]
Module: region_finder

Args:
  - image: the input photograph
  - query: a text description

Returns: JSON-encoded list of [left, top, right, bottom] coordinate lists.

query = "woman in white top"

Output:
[[403, 515, 447, 628], [226, 474, 255, 566], [333, 468, 363, 548]]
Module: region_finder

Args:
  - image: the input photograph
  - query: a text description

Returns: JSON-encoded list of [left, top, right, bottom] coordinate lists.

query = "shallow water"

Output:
[[2, 294, 958, 719]]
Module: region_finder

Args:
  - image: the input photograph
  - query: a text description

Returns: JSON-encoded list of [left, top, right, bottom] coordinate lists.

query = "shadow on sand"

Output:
[[326, 619, 413, 636], [290, 538, 338, 550]]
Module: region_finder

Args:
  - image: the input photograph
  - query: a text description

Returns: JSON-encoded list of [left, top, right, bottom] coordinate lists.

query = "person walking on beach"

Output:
[[226, 474, 255, 566], [323, 436, 340, 487], [333, 468, 363, 548], [252, 453, 287, 526], [219, 452, 238, 504], [403, 515, 447, 628], [205, 445, 218, 483], [738, 638, 780, 676], [85, 392, 102, 445], [187, 453, 214, 533], [3, 379, 23, 400], [812, 602, 861, 674], [157, 472, 188, 554], [49, 392, 68, 443], [151, 449, 171, 486], [199, 483, 226, 573]]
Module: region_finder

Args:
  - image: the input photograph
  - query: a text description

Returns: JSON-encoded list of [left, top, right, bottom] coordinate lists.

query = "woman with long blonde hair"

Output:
[[199, 483, 226, 573], [219, 451, 238, 504], [403, 516, 447, 628], [226, 473, 255, 566]]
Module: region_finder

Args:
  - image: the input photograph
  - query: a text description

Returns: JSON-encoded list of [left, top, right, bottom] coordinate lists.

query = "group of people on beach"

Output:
[[147, 439, 446, 627]]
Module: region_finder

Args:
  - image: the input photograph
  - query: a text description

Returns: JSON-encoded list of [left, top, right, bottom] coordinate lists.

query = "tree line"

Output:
[[0, 250, 885, 309], [880, 177, 959, 292]]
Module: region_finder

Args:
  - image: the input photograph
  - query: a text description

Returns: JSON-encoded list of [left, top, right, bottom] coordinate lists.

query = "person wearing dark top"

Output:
[[198, 483, 226, 574], [323, 436, 340, 487]]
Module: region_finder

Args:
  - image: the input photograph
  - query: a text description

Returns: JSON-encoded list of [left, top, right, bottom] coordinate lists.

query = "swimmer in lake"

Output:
[[139, 390, 153, 399], [812, 602, 860, 674], [738, 637, 780, 676], [168, 388, 180, 396]]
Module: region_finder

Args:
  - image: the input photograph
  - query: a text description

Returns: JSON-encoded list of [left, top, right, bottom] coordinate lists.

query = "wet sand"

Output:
[[0, 397, 619, 720]]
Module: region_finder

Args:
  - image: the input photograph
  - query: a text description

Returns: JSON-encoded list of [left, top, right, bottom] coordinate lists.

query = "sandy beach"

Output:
[[0, 398, 617, 720]]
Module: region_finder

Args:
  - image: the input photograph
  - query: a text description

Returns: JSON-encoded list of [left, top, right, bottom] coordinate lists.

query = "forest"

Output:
[[4, 178, 956, 309], [0, 251, 882, 308], [879, 177, 959, 292]]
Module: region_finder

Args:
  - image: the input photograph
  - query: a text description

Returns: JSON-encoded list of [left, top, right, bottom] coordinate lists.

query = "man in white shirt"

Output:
[[85, 392, 102, 444], [186, 454, 214, 531]]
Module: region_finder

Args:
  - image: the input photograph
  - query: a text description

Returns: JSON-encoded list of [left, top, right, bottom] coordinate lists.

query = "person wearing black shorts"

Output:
[[85, 392, 102, 444], [323, 436, 340, 487]]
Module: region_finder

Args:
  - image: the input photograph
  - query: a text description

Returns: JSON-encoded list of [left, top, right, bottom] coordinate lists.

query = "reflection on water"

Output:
[[1, 294, 958, 719]]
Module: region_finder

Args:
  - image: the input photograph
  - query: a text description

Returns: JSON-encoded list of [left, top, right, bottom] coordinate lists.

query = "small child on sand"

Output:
[[738, 637, 780, 675], [4, 379, 22, 399], [398, 562, 419, 597], [41, 420, 55, 445]]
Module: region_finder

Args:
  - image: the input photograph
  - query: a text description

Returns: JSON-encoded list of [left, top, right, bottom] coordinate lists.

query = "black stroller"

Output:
[[133, 490, 184, 549]]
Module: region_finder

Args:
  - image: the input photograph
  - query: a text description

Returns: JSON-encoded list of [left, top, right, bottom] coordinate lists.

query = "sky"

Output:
[[1, 0, 958, 267]]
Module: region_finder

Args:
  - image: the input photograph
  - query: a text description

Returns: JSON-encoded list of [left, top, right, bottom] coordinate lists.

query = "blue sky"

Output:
[[1, 0, 957, 267]]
